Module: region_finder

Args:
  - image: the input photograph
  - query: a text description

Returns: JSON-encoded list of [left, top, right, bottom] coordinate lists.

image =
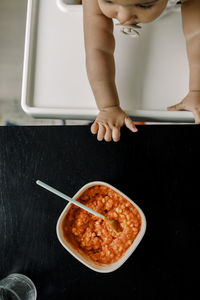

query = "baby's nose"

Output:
[[117, 6, 137, 25]]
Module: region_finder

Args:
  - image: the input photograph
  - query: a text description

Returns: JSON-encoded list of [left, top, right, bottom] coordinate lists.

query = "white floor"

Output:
[[0, 0, 28, 101]]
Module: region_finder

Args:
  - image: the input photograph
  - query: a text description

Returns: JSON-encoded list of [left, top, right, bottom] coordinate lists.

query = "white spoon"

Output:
[[36, 180, 120, 232]]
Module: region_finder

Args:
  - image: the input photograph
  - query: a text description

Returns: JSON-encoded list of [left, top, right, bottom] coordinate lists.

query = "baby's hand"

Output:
[[91, 106, 138, 142], [167, 91, 200, 124]]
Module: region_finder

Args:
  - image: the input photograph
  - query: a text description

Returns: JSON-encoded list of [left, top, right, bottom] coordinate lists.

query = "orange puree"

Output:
[[62, 185, 141, 265]]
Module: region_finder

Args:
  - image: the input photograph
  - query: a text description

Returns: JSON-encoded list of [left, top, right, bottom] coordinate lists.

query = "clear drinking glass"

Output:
[[0, 274, 37, 300]]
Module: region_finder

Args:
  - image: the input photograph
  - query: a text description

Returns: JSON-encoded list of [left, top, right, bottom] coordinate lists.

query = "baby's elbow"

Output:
[[186, 34, 200, 66], [86, 35, 115, 57], [98, 32, 116, 55]]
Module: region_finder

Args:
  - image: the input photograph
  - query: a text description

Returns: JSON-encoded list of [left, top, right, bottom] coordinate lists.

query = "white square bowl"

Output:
[[56, 181, 146, 273]]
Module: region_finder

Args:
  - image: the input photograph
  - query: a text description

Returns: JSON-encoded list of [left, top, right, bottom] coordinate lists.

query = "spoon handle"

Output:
[[36, 180, 105, 219]]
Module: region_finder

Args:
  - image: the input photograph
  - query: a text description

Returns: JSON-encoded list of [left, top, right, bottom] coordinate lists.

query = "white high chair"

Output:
[[21, 0, 193, 122]]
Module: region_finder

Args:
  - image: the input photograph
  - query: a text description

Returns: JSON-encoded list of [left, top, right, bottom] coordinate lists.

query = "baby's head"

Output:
[[98, 0, 168, 24]]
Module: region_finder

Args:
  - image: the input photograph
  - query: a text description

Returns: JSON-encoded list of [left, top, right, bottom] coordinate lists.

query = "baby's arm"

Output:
[[82, 0, 137, 142], [168, 0, 200, 123]]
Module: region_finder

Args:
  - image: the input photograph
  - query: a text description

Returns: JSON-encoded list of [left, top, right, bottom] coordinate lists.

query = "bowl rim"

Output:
[[56, 181, 147, 273]]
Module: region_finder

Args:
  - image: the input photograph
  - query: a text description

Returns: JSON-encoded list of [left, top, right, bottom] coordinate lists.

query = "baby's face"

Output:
[[98, 0, 168, 24]]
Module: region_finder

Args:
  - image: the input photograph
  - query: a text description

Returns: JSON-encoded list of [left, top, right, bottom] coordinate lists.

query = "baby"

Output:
[[82, 0, 200, 141]]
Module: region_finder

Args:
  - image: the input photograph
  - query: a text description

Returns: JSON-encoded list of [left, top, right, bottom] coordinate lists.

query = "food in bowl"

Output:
[[62, 184, 142, 265]]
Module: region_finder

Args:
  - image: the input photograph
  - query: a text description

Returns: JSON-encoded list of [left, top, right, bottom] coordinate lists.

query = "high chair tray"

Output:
[[21, 0, 193, 122]]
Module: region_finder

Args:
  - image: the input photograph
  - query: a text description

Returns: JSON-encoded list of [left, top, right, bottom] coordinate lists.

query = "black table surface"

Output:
[[0, 125, 200, 300]]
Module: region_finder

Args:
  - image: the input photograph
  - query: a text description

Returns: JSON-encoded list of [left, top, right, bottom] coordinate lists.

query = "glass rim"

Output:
[[0, 286, 21, 300], [0, 274, 37, 300]]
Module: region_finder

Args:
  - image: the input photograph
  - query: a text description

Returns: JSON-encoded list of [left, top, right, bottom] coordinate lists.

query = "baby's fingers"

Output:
[[97, 124, 106, 141], [167, 101, 185, 111], [112, 127, 121, 142], [91, 121, 99, 134], [104, 125, 112, 142], [125, 117, 138, 133], [192, 109, 200, 124]]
